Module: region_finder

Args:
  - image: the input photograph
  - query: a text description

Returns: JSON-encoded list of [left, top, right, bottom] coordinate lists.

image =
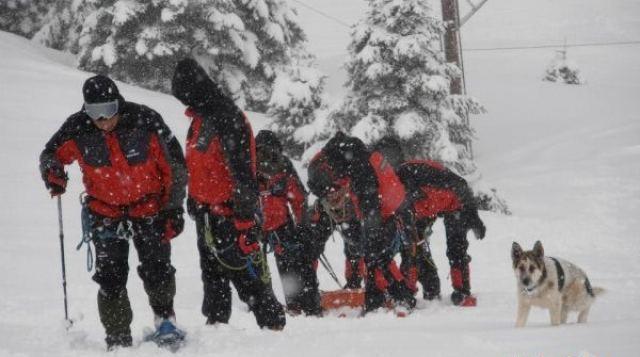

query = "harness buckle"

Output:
[[116, 220, 135, 240]]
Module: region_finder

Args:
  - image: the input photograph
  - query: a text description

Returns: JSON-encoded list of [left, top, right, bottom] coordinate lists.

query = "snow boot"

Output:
[[388, 280, 416, 313], [98, 288, 133, 350], [146, 316, 186, 350], [105, 332, 132, 351], [450, 265, 476, 306]]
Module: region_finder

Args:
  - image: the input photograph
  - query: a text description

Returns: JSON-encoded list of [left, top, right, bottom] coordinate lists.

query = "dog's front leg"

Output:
[[515, 300, 531, 327], [549, 300, 562, 326]]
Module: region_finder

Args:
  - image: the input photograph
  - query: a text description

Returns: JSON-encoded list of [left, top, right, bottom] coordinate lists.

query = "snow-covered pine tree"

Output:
[[31, 0, 84, 53], [0, 0, 48, 38], [335, 0, 484, 175], [543, 51, 585, 85], [70, 0, 310, 112], [232, 0, 308, 112], [74, 0, 194, 92], [267, 49, 327, 159]]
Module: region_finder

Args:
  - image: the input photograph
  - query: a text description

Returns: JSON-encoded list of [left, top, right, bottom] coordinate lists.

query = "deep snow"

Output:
[[1, 0, 640, 356]]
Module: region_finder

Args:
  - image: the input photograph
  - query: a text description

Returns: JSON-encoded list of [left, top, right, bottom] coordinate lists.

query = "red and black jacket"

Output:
[[39, 102, 187, 218], [258, 158, 306, 232], [184, 108, 258, 228], [396, 160, 476, 219], [307, 134, 407, 268], [172, 58, 259, 229], [308, 133, 406, 223]]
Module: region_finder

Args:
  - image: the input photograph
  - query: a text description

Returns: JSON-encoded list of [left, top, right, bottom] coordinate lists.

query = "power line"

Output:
[[288, 1, 640, 54], [465, 40, 640, 52], [290, 0, 351, 28]]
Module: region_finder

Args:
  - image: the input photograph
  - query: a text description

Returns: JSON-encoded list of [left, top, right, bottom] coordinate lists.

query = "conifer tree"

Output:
[[0, 0, 48, 38], [267, 49, 327, 159], [335, 0, 484, 174], [71, 0, 311, 111]]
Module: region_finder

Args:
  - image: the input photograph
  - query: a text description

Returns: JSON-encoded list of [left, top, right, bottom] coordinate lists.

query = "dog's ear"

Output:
[[512, 242, 523, 263], [533, 240, 544, 258]]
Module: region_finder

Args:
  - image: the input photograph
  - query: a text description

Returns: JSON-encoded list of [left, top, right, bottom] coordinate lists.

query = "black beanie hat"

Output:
[[82, 75, 122, 104], [255, 130, 283, 153]]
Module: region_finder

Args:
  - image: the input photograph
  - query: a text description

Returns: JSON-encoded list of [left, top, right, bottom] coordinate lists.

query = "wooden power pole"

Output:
[[441, 0, 464, 95], [440, 0, 489, 162]]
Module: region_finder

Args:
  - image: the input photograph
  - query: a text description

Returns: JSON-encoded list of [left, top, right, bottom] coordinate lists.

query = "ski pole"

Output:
[[57, 196, 72, 329], [319, 253, 343, 289]]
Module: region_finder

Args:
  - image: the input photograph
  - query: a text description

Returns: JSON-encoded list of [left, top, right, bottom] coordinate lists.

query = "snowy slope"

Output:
[[1, 0, 640, 354]]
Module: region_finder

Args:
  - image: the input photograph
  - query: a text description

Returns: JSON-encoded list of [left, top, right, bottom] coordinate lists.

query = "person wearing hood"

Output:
[[255, 130, 322, 316], [39, 75, 187, 350], [171, 58, 285, 329]]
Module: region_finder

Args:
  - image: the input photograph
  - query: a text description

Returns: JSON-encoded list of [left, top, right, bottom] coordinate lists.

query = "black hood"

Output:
[[171, 58, 235, 113], [255, 130, 283, 153], [372, 136, 405, 170]]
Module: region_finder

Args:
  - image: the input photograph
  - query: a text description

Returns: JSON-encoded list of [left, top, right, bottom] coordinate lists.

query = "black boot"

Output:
[[363, 280, 385, 313], [98, 288, 133, 350], [388, 280, 416, 310], [105, 332, 132, 351]]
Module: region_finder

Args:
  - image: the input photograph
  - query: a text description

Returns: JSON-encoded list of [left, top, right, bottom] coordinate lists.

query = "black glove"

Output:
[[41, 164, 67, 196], [187, 196, 206, 220], [462, 209, 486, 240], [160, 207, 185, 242]]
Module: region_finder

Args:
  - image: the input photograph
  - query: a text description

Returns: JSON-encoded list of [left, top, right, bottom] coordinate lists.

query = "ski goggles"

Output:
[[84, 100, 119, 120]]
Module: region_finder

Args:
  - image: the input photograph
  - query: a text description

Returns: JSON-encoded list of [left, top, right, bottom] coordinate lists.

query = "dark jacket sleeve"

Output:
[[39, 114, 83, 183], [306, 200, 333, 259], [146, 108, 187, 212], [217, 112, 259, 223], [284, 157, 308, 226]]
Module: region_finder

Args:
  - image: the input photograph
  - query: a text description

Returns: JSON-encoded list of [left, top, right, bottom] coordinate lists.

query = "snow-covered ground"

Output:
[[1, 0, 639, 355]]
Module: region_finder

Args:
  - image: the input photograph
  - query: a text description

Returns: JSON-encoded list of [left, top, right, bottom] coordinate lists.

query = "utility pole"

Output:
[[440, 0, 489, 162], [441, 0, 464, 95]]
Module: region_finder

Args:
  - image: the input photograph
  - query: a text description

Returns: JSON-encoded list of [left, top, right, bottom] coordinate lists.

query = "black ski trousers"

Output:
[[91, 215, 176, 339], [195, 212, 286, 329], [341, 221, 364, 289], [399, 212, 471, 297], [268, 222, 321, 316]]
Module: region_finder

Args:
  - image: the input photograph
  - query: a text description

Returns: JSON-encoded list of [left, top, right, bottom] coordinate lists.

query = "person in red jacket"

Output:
[[307, 132, 416, 314], [171, 59, 285, 329], [255, 130, 322, 316], [39, 75, 187, 350], [373, 137, 486, 306]]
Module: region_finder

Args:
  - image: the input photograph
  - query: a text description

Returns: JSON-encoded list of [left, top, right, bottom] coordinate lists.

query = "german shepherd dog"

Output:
[[511, 241, 604, 327]]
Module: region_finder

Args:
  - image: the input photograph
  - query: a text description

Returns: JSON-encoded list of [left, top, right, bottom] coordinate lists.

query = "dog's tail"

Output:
[[585, 278, 605, 297], [591, 287, 606, 297]]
